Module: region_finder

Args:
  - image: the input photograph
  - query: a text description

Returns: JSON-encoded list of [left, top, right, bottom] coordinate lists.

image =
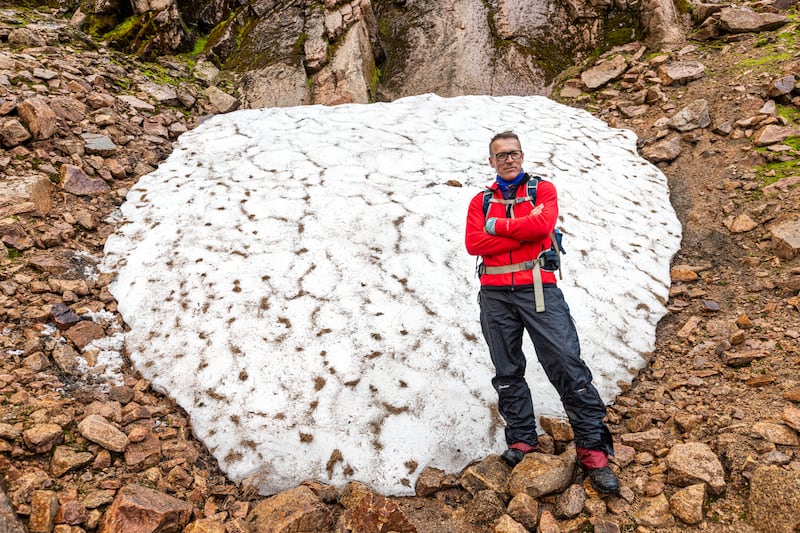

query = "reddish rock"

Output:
[[77, 414, 129, 453], [0, 220, 33, 250], [22, 424, 63, 454], [124, 431, 161, 471], [59, 164, 110, 196], [55, 499, 88, 525], [99, 484, 193, 533], [51, 446, 94, 477], [18, 97, 56, 140], [348, 490, 416, 532], [28, 490, 58, 533], [246, 486, 333, 533], [65, 320, 105, 350], [0, 117, 32, 147]]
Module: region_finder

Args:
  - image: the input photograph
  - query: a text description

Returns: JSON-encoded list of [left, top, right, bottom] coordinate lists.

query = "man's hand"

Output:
[[485, 218, 497, 235], [530, 204, 544, 216]]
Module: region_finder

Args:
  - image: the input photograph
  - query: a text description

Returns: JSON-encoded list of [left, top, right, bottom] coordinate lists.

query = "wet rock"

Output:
[[59, 164, 110, 196], [719, 7, 789, 33], [99, 484, 193, 533], [668, 99, 711, 132], [657, 61, 705, 86], [77, 414, 129, 452], [770, 219, 800, 259], [748, 466, 800, 532], [22, 424, 63, 454], [18, 97, 56, 140], [460, 454, 511, 496], [669, 483, 705, 525], [666, 441, 726, 495], [507, 449, 575, 498], [464, 489, 504, 526], [581, 55, 628, 90]]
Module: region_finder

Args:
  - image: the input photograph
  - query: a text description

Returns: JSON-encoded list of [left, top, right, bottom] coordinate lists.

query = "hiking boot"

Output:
[[587, 466, 620, 494], [501, 442, 536, 467]]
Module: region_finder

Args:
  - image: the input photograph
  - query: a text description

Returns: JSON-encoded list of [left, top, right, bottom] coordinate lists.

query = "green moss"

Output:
[[777, 105, 800, 124], [6, 247, 21, 260], [596, 7, 642, 53], [738, 52, 792, 72], [102, 15, 139, 41], [755, 158, 800, 185]]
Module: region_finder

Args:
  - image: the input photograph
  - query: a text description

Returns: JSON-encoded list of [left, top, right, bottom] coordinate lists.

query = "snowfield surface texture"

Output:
[[102, 94, 681, 496]]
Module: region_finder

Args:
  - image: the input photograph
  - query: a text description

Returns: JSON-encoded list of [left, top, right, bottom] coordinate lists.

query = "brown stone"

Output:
[[641, 134, 682, 163], [99, 484, 193, 533], [459, 454, 512, 496], [414, 466, 448, 497], [633, 493, 674, 528], [51, 446, 94, 477], [183, 518, 226, 533], [670, 265, 699, 282], [537, 510, 559, 533], [50, 97, 87, 123], [506, 492, 538, 530], [247, 486, 334, 533], [59, 164, 111, 196], [539, 416, 574, 441], [125, 431, 162, 471], [55, 500, 87, 525], [64, 320, 105, 350], [749, 466, 800, 532], [28, 490, 58, 533], [0, 117, 32, 147], [581, 55, 628, 90], [18, 97, 57, 140], [22, 424, 63, 454], [754, 125, 800, 147], [492, 514, 527, 533], [0, 220, 33, 250], [554, 483, 586, 519], [752, 421, 800, 446], [657, 61, 705, 86], [666, 442, 726, 495], [723, 349, 767, 367], [669, 483, 705, 525], [719, 7, 789, 33], [77, 414, 129, 453], [507, 449, 575, 498], [0, 175, 53, 218], [770, 219, 800, 259], [464, 490, 504, 527]]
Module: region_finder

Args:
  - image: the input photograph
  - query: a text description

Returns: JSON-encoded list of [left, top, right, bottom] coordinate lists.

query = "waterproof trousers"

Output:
[[479, 285, 613, 455]]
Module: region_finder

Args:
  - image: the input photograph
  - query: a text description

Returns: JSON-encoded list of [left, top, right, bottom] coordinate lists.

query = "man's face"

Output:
[[489, 138, 524, 181]]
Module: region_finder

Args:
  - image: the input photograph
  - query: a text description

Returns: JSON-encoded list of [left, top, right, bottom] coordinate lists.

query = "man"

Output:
[[464, 131, 619, 494]]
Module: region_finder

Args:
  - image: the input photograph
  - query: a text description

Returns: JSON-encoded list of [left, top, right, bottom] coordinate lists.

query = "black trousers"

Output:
[[479, 285, 613, 454]]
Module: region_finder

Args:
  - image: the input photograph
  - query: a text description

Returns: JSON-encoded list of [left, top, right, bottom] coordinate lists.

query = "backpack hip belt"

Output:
[[478, 255, 549, 313]]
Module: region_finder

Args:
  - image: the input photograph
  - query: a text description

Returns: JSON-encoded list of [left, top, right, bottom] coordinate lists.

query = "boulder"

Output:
[[666, 442, 726, 495], [581, 55, 628, 91], [657, 61, 705, 86], [460, 454, 512, 496], [246, 485, 334, 533], [668, 99, 711, 132], [18, 97, 56, 140], [507, 449, 575, 498], [719, 7, 789, 33], [770, 219, 800, 259], [669, 483, 705, 525], [99, 484, 193, 533]]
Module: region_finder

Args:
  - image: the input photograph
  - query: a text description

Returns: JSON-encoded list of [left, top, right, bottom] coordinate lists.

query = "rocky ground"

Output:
[[0, 2, 799, 533]]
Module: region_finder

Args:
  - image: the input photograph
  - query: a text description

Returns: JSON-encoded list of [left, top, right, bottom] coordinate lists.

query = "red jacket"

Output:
[[465, 177, 559, 287]]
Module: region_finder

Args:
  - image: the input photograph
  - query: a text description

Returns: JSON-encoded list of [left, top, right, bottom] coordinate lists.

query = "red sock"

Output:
[[509, 442, 536, 454]]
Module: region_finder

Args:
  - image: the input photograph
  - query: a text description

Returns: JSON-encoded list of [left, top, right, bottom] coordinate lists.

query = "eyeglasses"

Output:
[[492, 150, 523, 162]]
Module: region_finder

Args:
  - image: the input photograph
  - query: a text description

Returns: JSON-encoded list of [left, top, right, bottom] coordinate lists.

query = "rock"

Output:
[[540, 416, 574, 441], [0, 174, 52, 218], [65, 320, 106, 350], [118, 95, 156, 112], [0, 117, 32, 147], [460, 455, 511, 496], [670, 265, 699, 282], [641, 134, 682, 163], [184, 518, 226, 533], [669, 483, 705, 525], [51, 446, 94, 477], [246, 485, 334, 532], [124, 431, 161, 471], [55, 499, 88, 525], [723, 348, 767, 367], [658, 61, 705, 86], [724, 213, 758, 233], [77, 414, 129, 452], [18, 97, 56, 140], [0, 220, 33, 250], [205, 86, 238, 114], [634, 493, 674, 528], [554, 483, 585, 518], [753, 125, 800, 147], [641, 0, 685, 51], [770, 219, 800, 259], [8, 27, 46, 47], [666, 442, 726, 495], [768, 74, 796, 97], [192, 61, 220, 86], [239, 64, 311, 109], [22, 424, 63, 454], [60, 164, 110, 196], [783, 404, 800, 432], [719, 7, 789, 33], [140, 81, 179, 105], [748, 466, 800, 532], [620, 429, 664, 453], [28, 490, 58, 533], [537, 510, 559, 533], [506, 492, 538, 530], [763, 176, 800, 194], [414, 466, 447, 496], [668, 99, 711, 132], [492, 514, 527, 533], [99, 484, 193, 533], [751, 421, 800, 446], [507, 449, 575, 498], [464, 489, 505, 526], [81, 132, 118, 156], [581, 55, 628, 90]]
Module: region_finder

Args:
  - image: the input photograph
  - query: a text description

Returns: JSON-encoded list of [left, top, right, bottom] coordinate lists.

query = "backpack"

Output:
[[481, 175, 565, 274]]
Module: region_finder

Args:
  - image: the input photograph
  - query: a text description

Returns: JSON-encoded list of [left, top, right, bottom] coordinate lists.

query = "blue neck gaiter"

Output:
[[496, 171, 526, 199]]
